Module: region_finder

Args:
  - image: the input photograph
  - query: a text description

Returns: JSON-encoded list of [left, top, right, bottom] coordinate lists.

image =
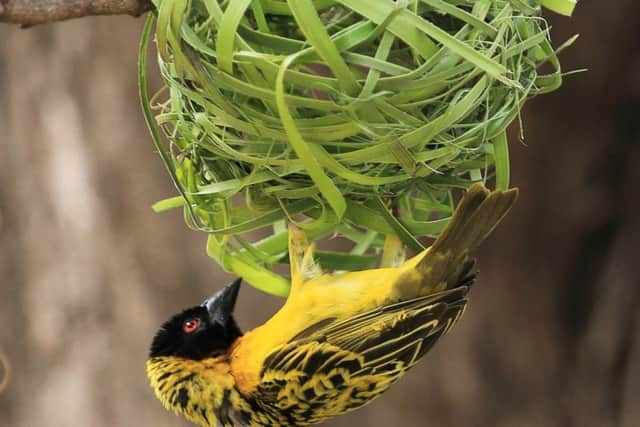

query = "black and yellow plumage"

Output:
[[147, 184, 518, 426]]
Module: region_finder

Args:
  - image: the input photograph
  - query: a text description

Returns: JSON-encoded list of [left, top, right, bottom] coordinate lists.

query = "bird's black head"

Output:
[[149, 278, 243, 360]]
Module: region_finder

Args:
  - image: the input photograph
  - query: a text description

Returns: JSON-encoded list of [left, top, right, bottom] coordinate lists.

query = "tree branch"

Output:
[[0, 0, 153, 26]]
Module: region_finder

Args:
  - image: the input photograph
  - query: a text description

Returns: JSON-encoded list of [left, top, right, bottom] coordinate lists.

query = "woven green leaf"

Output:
[[140, 0, 577, 296]]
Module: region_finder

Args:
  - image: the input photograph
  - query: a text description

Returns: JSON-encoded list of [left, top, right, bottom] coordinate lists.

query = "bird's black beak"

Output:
[[202, 278, 241, 325]]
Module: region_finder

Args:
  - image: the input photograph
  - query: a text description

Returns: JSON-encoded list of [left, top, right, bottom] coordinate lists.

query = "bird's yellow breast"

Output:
[[230, 261, 424, 395]]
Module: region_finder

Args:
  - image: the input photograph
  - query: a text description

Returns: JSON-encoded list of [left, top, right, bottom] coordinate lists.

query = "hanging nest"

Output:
[[140, 0, 577, 296]]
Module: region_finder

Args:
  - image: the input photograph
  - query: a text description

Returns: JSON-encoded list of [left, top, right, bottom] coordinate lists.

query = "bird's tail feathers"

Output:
[[417, 184, 518, 289]]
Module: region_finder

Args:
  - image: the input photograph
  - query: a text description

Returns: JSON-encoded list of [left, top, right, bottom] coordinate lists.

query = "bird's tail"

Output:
[[415, 184, 518, 291]]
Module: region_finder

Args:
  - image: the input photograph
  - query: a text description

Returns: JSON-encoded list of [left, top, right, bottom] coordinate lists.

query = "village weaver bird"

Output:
[[147, 183, 518, 426]]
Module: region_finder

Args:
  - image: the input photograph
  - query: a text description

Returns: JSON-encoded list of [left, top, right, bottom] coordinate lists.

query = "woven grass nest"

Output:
[[139, 0, 577, 296]]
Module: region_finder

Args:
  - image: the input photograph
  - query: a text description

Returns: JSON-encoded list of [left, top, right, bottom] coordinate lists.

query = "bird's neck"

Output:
[[146, 356, 250, 426]]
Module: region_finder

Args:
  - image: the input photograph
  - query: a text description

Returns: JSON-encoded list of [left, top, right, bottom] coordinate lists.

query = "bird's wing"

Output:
[[255, 287, 468, 424]]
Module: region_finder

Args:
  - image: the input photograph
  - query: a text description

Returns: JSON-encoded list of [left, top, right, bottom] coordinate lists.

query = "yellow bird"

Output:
[[147, 184, 517, 426]]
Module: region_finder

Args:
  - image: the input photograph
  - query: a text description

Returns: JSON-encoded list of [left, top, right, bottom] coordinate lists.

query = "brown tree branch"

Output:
[[0, 0, 153, 26]]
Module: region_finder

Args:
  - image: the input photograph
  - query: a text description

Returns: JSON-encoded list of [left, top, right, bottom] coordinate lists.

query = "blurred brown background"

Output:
[[1, 3, 640, 427]]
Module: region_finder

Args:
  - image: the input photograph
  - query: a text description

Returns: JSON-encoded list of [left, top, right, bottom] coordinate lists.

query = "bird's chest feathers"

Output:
[[229, 270, 402, 396]]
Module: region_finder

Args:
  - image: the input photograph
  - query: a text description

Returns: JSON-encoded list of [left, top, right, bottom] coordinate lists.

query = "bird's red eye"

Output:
[[183, 319, 200, 333]]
